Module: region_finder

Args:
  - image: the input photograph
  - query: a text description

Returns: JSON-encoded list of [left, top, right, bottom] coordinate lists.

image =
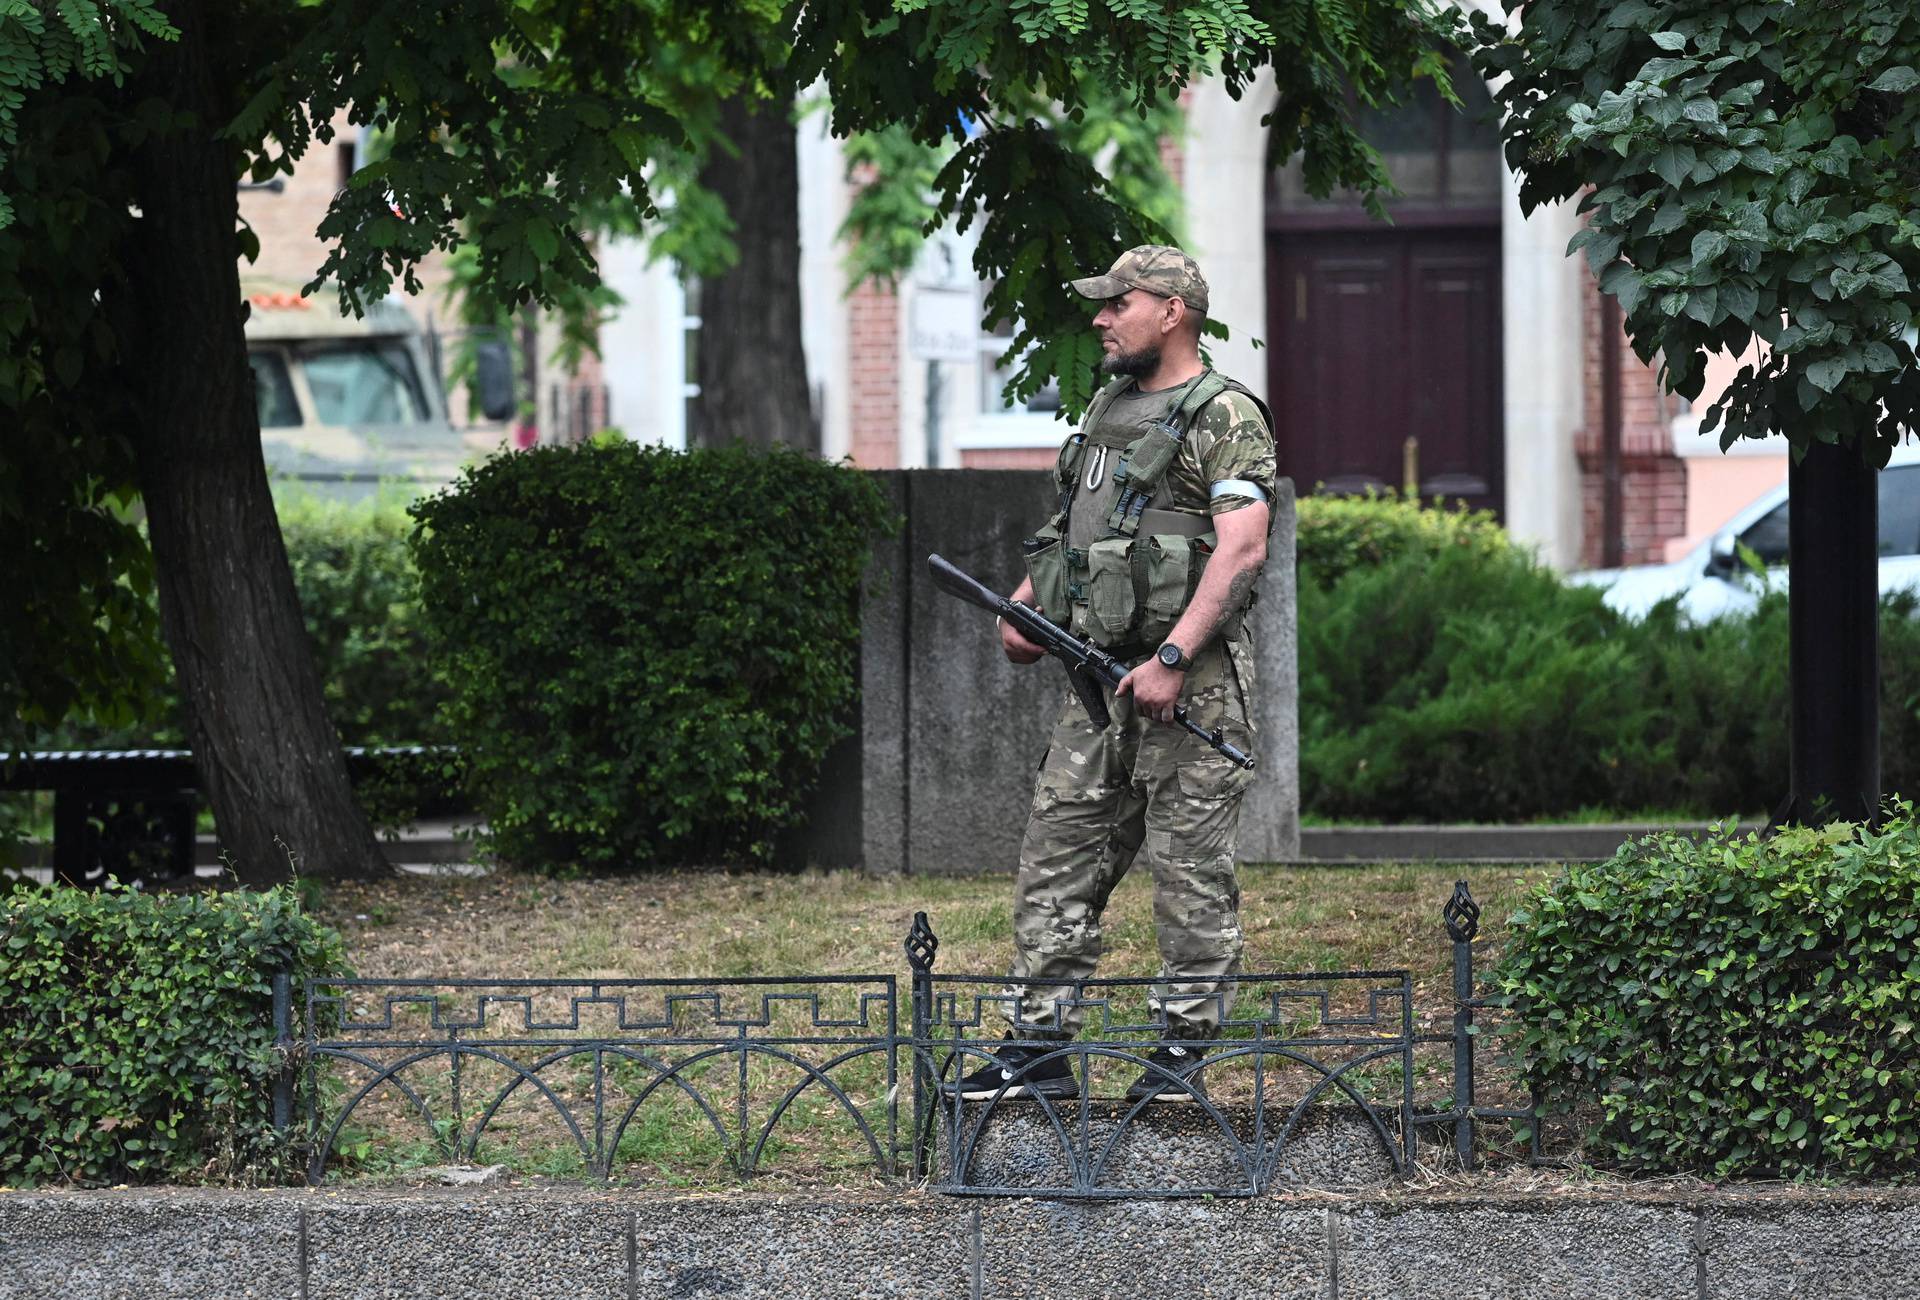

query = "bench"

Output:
[[1, 747, 448, 887]]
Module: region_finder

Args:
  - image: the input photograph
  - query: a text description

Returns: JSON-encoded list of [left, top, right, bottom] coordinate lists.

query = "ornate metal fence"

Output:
[[290, 975, 898, 1183], [277, 882, 1534, 1193]]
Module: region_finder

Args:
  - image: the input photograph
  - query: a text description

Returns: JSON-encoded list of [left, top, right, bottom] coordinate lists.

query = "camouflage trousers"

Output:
[[1002, 633, 1258, 1040]]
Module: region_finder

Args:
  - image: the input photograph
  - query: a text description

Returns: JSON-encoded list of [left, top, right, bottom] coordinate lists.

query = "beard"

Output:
[[1099, 340, 1161, 378]]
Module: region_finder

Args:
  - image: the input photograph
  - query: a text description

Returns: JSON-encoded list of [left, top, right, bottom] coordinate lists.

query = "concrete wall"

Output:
[[796, 470, 1300, 874], [10, 1186, 1920, 1300]]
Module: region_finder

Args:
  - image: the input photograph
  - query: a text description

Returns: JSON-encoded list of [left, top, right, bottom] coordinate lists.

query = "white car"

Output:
[[1570, 444, 1920, 621]]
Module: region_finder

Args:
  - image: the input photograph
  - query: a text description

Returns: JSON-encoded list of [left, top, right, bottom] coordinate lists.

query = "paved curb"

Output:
[[15, 820, 1768, 878], [1294, 821, 1765, 864], [4, 1184, 1917, 1300]]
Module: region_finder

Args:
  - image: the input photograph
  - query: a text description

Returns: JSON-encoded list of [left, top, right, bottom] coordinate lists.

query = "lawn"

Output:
[[304, 861, 1551, 1188]]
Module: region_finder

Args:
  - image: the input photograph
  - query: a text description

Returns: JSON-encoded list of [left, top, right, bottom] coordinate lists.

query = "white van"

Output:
[[243, 284, 512, 499]]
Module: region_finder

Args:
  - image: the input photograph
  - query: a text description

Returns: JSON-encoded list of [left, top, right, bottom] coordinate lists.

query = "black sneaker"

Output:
[[943, 1036, 1079, 1102], [1123, 1043, 1210, 1104]]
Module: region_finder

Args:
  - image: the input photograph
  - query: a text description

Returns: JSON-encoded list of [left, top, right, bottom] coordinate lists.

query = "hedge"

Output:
[[1295, 490, 1517, 590], [16, 491, 456, 830], [409, 442, 897, 870], [0, 884, 347, 1185], [1299, 505, 1920, 821], [1497, 811, 1920, 1178]]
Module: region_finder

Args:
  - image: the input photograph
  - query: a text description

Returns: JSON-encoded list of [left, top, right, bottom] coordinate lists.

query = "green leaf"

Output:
[[1718, 281, 1758, 320], [1647, 202, 1687, 236], [1690, 231, 1728, 265], [525, 219, 560, 264], [1649, 31, 1687, 52], [1867, 67, 1919, 94], [1651, 144, 1697, 188], [1804, 358, 1847, 392]]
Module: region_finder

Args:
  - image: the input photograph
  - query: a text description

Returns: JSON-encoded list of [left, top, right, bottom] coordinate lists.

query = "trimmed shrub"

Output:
[[1299, 546, 1668, 821], [276, 489, 447, 746], [1299, 514, 1920, 820], [409, 442, 897, 869], [1496, 812, 1920, 1178], [1295, 490, 1517, 589], [17, 493, 456, 831], [0, 884, 347, 1185]]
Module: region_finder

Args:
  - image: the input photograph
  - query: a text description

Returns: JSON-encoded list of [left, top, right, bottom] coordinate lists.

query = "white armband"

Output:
[[1209, 479, 1269, 503]]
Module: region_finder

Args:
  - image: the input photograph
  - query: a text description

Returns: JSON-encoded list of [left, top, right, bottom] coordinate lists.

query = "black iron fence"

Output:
[[275, 882, 1534, 1195]]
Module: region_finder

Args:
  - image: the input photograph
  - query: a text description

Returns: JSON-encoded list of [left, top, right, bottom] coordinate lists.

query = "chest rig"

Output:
[[1021, 369, 1266, 654]]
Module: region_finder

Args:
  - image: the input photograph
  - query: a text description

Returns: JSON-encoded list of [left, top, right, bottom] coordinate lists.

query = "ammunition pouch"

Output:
[[1036, 520, 1244, 651], [1021, 525, 1070, 625]]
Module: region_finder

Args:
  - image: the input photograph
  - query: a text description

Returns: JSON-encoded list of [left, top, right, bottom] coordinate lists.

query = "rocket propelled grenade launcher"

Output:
[[927, 553, 1256, 771]]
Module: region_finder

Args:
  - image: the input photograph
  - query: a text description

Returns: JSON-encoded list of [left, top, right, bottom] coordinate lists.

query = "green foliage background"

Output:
[[1473, 0, 1919, 459], [408, 443, 897, 870], [0, 884, 346, 1186], [1294, 492, 1516, 590], [1298, 497, 1920, 821], [1497, 813, 1920, 1178]]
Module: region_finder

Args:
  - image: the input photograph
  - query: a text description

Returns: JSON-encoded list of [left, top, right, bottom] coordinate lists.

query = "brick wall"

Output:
[[237, 114, 455, 313], [844, 162, 902, 468], [1576, 264, 1687, 567], [847, 277, 900, 467]]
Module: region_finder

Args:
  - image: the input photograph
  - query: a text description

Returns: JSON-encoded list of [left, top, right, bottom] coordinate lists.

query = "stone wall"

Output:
[[794, 469, 1300, 873], [7, 1186, 1917, 1300]]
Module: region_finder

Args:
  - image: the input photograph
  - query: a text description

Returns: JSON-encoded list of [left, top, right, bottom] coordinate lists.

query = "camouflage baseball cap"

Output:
[[1070, 244, 1210, 315]]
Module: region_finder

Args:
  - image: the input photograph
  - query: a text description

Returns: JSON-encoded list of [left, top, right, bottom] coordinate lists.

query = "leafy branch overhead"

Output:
[[1472, 0, 1920, 462], [841, 78, 1188, 414]]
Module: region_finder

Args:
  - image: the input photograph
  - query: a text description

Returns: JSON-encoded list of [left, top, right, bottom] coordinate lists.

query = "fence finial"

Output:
[[905, 911, 939, 972], [1444, 880, 1481, 943]]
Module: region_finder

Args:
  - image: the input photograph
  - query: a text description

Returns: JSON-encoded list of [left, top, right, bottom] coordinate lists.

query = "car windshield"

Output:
[[249, 351, 301, 428], [1735, 464, 1920, 565], [300, 341, 431, 425]]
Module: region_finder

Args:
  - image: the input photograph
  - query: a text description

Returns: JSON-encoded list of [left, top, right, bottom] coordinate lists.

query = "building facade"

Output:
[[594, 60, 1787, 571], [240, 82, 1787, 570]]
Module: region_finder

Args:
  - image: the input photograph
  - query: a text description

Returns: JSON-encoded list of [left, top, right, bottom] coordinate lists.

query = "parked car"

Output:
[[243, 281, 513, 499], [1570, 444, 1920, 621]]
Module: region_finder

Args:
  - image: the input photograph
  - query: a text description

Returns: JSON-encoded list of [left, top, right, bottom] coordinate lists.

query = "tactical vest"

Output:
[[1021, 369, 1272, 654]]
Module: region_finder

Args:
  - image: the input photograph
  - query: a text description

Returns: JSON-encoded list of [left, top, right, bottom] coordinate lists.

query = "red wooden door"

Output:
[[1268, 229, 1503, 515]]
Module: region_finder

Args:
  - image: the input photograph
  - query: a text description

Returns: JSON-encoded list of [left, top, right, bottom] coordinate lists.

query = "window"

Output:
[[302, 342, 430, 425], [978, 282, 1060, 416], [1736, 467, 1920, 567], [1739, 500, 1790, 566], [249, 351, 301, 428], [1270, 52, 1499, 216], [1880, 466, 1920, 556], [682, 273, 703, 446]]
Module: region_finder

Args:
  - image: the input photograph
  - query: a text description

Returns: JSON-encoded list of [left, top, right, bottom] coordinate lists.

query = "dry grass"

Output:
[[316, 861, 1545, 986], [305, 861, 1551, 1187]]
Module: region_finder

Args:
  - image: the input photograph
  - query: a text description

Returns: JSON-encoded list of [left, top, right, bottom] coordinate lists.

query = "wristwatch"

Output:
[[1157, 642, 1191, 672]]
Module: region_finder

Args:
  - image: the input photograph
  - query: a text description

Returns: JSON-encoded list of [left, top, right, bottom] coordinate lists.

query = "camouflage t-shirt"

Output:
[[1167, 389, 1277, 517]]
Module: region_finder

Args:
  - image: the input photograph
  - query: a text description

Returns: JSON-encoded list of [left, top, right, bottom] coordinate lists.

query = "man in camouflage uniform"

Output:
[[949, 245, 1276, 1105]]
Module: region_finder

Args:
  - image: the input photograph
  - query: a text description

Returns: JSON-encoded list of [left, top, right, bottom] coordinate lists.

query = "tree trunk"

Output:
[[692, 94, 817, 451], [109, 2, 388, 885], [1775, 438, 1881, 827]]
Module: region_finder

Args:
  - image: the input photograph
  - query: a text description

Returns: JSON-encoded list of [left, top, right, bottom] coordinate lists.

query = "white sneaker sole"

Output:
[[950, 1080, 1080, 1102]]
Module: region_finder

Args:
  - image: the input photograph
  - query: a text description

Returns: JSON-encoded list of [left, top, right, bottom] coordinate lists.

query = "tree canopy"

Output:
[[3, 0, 1460, 873], [1472, 0, 1920, 462]]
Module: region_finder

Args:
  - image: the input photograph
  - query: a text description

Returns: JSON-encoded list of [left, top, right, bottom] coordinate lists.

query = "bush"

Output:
[[0, 884, 347, 1185], [409, 442, 897, 869], [276, 489, 448, 746], [1299, 546, 1669, 821], [1295, 490, 1517, 589], [1496, 811, 1920, 1178], [16, 493, 457, 831], [1298, 511, 1920, 820]]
